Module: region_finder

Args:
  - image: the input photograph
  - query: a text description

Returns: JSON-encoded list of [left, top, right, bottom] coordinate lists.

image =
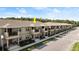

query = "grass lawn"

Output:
[[72, 42, 79, 51]]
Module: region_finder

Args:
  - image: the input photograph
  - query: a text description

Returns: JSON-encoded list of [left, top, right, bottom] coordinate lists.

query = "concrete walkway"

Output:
[[33, 27, 79, 51]]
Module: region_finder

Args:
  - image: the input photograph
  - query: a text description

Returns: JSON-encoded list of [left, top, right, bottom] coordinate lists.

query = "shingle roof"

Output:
[[0, 19, 72, 28], [44, 22, 72, 26], [0, 20, 44, 28]]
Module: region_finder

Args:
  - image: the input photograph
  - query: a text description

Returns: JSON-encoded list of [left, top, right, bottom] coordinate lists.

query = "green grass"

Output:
[[72, 42, 79, 51]]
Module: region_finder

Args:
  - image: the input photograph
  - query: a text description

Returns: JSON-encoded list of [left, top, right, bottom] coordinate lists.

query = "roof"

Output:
[[0, 19, 44, 28], [44, 22, 72, 26], [0, 19, 72, 28]]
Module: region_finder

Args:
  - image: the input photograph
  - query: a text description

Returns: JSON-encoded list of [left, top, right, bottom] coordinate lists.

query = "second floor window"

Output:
[[26, 28, 29, 31], [35, 29, 39, 32], [45, 28, 47, 31], [32, 27, 35, 30], [19, 28, 21, 32], [51, 26, 55, 29], [42, 26, 44, 29], [56, 26, 59, 29]]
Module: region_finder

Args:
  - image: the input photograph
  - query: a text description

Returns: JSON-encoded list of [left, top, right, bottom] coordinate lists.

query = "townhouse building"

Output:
[[0, 20, 73, 50]]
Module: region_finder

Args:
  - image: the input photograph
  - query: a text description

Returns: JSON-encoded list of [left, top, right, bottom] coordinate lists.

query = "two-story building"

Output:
[[0, 19, 73, 50]]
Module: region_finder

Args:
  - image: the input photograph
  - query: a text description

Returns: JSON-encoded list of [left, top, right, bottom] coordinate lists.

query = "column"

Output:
[[17, 28, 20, 45], [1, 35, 4, 51], [33, 34, 35, 40], [5, 28, 9, 38], [17, 38, 19, 45], [6, 40, 9, 49], [5, 28, 9, 49]]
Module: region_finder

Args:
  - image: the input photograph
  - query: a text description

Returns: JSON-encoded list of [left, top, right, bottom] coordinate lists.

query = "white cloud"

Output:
[[53, 8, 60, 13], [16, 8, 27, 14], [0, 8, 33, 18], [33, 7, 61, 13], [0, 11, 32, 18], [42, 8, 61, 19], [33, 7, 48, 10], [34, 8, 61, 19]]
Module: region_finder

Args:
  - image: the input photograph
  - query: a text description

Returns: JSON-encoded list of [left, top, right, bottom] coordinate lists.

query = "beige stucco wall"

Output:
[[20, 28, 32, 40], [0, 29, 6, 46]]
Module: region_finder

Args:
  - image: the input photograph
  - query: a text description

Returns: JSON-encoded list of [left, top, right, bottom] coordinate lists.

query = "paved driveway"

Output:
[[33, 27, 79, 51]]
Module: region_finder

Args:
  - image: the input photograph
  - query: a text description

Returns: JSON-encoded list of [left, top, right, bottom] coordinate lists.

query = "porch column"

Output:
[[33, 34, 35, 40], [5, 28, 9, 38], [17, 38, 19, 45], [1, 35, 4, 51], [6, 28, 8, 32], [54, 26, 56, 34], [4, 28, 9, 49], [17, 28, 20, 45], [6, 39, 9, 49]]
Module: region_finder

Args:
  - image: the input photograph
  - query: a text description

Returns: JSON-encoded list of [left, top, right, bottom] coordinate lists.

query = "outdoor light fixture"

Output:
[[1, 35, 4, 51]]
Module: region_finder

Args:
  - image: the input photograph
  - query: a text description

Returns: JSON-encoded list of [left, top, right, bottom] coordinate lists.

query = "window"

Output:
[[48, 28, 50, 30], [45, 32, 48, 36], [26, 28, 29, 31], [51, 26, 55, 29], [26, 37, 27, 39], [19, 28, 21, 32], [26, 37, 29, 40], [42, 26, 44, 28], [20, 37, 22, 41], [32, 27, 35, 30], [35, 29, 39, 32], [8, 28, 18, 36], [45, 28, 47, 31], [60, 26, 62, 28], [56, 26, 59, 29], [4, 28, 6, 32]]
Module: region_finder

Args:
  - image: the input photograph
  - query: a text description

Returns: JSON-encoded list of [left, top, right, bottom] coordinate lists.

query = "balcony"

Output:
[[6, 35, 19, 40], [9, 32, 18, 36], [4, 31, 19, 40], [31, 29, 40, 34]]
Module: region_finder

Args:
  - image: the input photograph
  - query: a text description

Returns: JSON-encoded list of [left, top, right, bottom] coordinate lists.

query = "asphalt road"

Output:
[[33, 27, 79, 51]]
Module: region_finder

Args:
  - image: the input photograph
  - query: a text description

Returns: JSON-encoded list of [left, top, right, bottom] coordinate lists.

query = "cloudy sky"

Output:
[[0, 7, 79, 21]]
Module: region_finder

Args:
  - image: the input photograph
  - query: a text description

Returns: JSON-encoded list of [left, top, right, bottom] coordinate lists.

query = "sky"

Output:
[[0, 7, 79, 21]]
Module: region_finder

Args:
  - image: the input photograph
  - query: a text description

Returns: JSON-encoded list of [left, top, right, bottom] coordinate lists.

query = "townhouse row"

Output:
[[0, 20, 73, 50]]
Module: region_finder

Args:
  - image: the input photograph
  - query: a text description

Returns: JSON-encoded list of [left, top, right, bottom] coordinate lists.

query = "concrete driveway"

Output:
[[33, 27, 79, 51]]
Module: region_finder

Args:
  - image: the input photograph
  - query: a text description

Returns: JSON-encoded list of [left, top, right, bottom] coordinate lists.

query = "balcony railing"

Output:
[[9, 32, 18, 36]]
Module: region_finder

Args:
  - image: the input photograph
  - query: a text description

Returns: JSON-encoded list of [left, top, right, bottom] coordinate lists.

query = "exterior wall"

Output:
[[0, 29, 2, 46], [44, 26, 49, 36], [0, 29, 10, 46], [0, 23, 73, 50], [31, 27, 41, 39], [20, 28, 26, 40], [5, 25, 72, 40], [50, 30, 55, 35], [0, 29, 2, 36], [0, 29, 8, 46], [19, 27, 32, 40]]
